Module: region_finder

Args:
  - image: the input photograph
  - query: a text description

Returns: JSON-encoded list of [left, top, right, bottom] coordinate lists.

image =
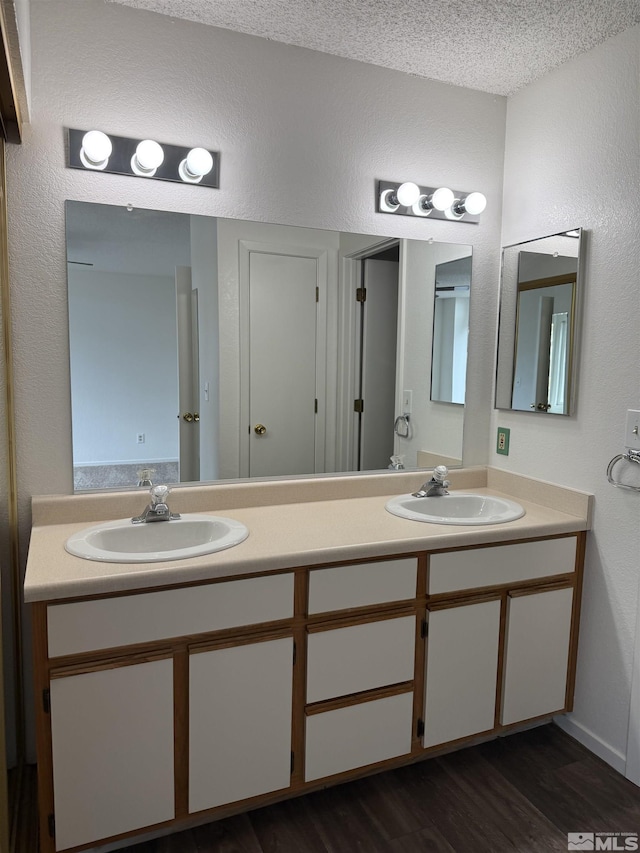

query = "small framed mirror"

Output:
[[495, 228, 585, 415]]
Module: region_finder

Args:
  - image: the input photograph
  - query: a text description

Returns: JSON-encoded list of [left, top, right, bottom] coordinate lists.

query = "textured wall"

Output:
[[496, 24, 640, 769], [5, 0, 506, 758]]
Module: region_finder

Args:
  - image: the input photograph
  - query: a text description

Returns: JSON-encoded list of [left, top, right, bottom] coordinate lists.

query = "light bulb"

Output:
[[80, 130, 112, 170], [178, 147, 214, 183], [131, 139, 164, 176], [412, 194, 432, 217], [396, 182, 421, 207], [462, 192, 487, 215], [430, 187, 455, 211]]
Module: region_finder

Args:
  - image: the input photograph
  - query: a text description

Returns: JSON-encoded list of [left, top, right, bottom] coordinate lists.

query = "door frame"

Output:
[[336, 239, 402, 473], [238, 240, 329, 478]]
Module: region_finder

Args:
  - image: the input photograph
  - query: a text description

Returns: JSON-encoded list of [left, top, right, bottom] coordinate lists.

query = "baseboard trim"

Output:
[[554, 714, 627, 777]]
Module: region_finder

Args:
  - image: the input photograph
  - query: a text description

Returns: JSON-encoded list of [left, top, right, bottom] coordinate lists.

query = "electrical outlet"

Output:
[[136, 433, 145, 444], [625, 409, 640, 450], [497, 427, 510, 456]]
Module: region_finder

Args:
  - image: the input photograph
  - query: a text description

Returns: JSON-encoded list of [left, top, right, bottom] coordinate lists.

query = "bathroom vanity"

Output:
[[25, 467, 591, 853]]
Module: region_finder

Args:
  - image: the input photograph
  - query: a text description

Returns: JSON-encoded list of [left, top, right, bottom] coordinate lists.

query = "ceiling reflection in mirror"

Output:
[[66, 201, 472, 491], [495, 228, 583, 416]]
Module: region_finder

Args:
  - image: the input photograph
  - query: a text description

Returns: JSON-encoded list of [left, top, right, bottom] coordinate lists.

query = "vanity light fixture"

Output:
[[377, 180, 487, 224], [66, 128, 220, 189]]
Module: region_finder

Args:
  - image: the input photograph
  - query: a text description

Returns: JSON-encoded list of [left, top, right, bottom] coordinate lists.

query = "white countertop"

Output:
[[24, 468, 592, 603]]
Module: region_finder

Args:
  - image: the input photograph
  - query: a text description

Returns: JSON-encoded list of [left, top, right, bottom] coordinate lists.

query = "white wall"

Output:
[[497, 24, 640, 772]]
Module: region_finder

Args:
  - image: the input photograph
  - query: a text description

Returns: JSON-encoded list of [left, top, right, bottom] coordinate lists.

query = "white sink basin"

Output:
[[65, 514, 249, 563], [385, 492, 525, 525]]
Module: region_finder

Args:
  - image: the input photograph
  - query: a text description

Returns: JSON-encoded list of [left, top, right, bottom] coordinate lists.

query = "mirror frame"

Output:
[[495, 228, 585, 416]]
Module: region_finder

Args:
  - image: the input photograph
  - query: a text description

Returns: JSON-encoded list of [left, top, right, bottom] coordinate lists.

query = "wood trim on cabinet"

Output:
[[173, 650, 189, 820], [306, 604, 417, 634], [566, 530, 586, 710], [49, 649, 174, 680], [494, 592, 509, 728], [427, 592, 503, 612], [31, 604, 55, 853], [412, 606, 427, 752], [188, 627, 293, 656], [507, 579, 574, 598], [291, 570, 308, 785], [305, 681, 414, 716], [306, 598, 419, 624], [416, 552, 428, 598]]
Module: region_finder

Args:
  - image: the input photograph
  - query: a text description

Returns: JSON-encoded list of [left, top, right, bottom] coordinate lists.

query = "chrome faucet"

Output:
[[132, 485, 181, 524], [412, 465, 450, 498]]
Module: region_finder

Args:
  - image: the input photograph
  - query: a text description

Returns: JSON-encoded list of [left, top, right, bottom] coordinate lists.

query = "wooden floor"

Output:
[[14, 724, 640, 852]]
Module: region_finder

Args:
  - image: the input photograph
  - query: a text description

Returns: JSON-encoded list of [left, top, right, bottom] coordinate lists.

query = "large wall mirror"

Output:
[[66, 201, 472, 490], [495, 228, 584, 416]]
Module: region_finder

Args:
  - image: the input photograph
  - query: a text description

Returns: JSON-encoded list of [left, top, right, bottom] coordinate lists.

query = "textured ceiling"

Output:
[[107, 0, 640, 95]]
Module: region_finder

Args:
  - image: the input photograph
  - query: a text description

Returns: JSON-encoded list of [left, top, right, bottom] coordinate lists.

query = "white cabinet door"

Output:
[[189, 636, 294, 813], [501, 586, 574, 725], [423, 598, 501, 748], [49, 658, 175, 852]]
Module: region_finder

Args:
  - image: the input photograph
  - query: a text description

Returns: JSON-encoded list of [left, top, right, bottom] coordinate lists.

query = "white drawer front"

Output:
[[305, 691, 413, 781], [306, 615, 415, 703], [47, 573, 294, 657], [429, 537, 577, 595], [308, 558, 417, 615]]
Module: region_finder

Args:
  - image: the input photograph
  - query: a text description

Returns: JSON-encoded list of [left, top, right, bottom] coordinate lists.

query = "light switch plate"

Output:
[[625, 409, 640, 450]]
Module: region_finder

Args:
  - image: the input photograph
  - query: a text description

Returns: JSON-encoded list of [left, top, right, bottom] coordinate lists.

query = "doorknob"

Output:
[[254, 423, 267, 435], [182, 412, 194, 422]]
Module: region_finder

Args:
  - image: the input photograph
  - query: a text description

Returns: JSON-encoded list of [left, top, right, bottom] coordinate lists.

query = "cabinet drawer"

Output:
[[308, 558, 417, 615], [306, 615, 415, 703], [47, 573, 294, 657], [428, 537, 577, 595], [305, 691, 413, 781]]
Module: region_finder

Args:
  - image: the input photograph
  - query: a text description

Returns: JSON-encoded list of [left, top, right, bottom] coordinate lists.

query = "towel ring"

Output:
[[606, 450, 640, 492]]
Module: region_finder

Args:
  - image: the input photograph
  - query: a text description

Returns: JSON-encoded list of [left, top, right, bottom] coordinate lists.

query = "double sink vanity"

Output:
[[25, 466, 592, 853]]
